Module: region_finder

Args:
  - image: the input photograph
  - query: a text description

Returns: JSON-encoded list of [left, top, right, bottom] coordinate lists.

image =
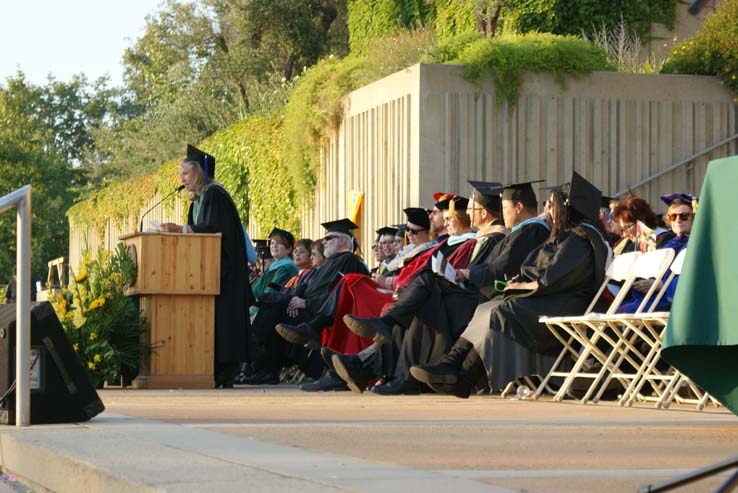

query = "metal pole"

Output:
[[15, 187, 31, 427]]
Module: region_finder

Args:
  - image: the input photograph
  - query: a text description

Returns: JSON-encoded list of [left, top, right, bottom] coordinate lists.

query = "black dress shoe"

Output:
[[276, 322, 322, 350], [241, 370, 279, 385], [299, 371, 349, 392], [343, 315, 392, 344], [332, 353, 375, 394], [370, 377, 422, 395]]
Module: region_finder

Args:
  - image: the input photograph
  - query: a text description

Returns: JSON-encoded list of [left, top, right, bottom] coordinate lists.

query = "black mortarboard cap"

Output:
[[403, 207, 431, 230], [186, 144, 215, 180], [321, 218, 359, 236], [448, 195, 470, 213], [468, 180, 503, 212], [376, 226, 398, 237], [268, 227, 295, 247], [393, 224, 407, 236], [568, 172, 601, 223], [501, 180, 543, 203]]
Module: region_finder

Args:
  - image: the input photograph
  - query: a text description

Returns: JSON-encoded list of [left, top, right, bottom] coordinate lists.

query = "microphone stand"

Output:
[[139, 185, 185, 232]]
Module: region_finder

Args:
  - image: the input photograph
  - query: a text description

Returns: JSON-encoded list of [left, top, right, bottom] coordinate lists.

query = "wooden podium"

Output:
[[120, 232, 221, 389]]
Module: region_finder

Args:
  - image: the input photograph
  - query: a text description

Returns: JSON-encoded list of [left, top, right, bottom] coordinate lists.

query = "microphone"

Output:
[[139, 185, 185, 232]]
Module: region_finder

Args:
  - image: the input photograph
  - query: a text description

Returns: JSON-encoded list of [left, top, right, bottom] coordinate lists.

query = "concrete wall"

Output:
[[69, 63, 738, 269], [301, 63, 737, 261]]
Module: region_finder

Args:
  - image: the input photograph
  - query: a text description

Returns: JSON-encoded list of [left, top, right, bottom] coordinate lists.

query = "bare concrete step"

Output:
[[0, 414, 509, 492]]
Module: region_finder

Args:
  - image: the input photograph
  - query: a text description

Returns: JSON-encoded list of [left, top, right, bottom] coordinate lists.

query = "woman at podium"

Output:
[[161, 145, 252, 388]]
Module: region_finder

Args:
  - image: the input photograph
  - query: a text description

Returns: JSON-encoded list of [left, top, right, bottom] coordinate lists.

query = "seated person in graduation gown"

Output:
[[160, 145, 252, 388], [249, 228, 298, 317], [410, 172, 609, 398], [337, 180, 551, 394], [245, 219, 369, 384], [617, 193, 695, 313], [374, 227, 399, 276]]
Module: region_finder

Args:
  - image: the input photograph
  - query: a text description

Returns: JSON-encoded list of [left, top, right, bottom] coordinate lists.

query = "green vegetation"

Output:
[[6, 0, 719, 270], [425, 32, 613, 108], [660, 0, 738, 98], [50, 244, 145, 387]]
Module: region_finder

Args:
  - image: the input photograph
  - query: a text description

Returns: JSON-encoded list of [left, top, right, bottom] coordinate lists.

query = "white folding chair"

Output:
[[534, 251, 641, 401], [544, 248, 676, 404], [584, 248, 682, 405]]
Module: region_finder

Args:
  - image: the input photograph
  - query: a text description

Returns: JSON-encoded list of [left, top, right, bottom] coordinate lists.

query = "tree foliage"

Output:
[[0, 78, 80, 280], [660, 0, 738, 98]]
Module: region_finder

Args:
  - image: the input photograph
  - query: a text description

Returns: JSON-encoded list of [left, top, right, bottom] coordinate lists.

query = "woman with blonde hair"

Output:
[[161, 145, 252, 388]]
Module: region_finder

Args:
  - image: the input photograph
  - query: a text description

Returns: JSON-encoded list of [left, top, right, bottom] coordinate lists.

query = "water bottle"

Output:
[[516, 384, 531, 400]]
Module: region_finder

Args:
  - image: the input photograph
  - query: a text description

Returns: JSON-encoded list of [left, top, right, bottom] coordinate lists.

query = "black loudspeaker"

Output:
[[0, 302, 105, 425]]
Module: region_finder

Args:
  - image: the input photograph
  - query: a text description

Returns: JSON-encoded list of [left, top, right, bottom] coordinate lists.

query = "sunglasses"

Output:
[[667, 212, 693, 222], [323, 235, 340, 242], [406, 226, 425, 235]]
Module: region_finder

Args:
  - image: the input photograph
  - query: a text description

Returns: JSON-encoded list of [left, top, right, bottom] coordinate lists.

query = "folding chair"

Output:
[[540, 248, 676, 404], [584, 248, 683, 405], [533, 251, 641, 401], [616, 248, 720, 409]]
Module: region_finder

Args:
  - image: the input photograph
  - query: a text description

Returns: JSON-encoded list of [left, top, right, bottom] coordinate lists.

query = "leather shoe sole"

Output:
[[343, 315, 391, 344], [410, 365, 459, 385], [276, 323, 321, 350]]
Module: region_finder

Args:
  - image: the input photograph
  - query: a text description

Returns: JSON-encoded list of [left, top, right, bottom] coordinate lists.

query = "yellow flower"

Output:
[[73, 343, 79, 351], [88, 361, 96, 370], [89, 332, 97, 341], [75, 272, 88, 283], [88, 297, 106, 311], [93, 354, 102, 363]]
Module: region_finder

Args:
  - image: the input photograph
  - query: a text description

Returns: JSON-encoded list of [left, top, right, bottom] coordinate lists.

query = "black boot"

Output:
[[426, 347, 485, 399], [409, 338, 473, 387]]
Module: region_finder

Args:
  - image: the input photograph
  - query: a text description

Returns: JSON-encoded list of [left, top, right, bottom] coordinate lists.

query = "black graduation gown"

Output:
[[188, 185, 251, 365], [390, 221, 551, 383], [302, 251, 369, 317], [462, 225, 608, 389]]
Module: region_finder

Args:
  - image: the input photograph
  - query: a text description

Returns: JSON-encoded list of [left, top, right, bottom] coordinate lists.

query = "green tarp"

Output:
[[662, 155, 738, 416]]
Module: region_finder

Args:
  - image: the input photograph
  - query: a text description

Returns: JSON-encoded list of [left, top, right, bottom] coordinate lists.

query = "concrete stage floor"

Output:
[[1, 385, 736, 492]]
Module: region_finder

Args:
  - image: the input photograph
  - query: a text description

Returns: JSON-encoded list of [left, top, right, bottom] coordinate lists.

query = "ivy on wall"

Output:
[[501, 0, 678, 41], [68, 115, 298, 237]]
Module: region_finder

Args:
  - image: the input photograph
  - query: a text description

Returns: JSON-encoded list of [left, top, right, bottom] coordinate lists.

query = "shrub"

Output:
[[660, 0, 738, 99], [425, 32, 614, 109]]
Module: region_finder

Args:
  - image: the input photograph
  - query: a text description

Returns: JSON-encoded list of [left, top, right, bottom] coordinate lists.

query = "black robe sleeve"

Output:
[[486, 223, 550, 284], [467, 232, 505, 292], [303, 252, 369, 316]]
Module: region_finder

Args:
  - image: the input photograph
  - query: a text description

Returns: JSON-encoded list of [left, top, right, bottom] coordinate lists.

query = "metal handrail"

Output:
[[614, 132, 738, 197], [0, 185, 32, 427]]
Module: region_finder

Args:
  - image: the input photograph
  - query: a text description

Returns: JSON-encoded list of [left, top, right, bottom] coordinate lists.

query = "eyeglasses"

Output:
[[620, 222, 636, 231], [667, 212, 693, 222], [406, 226, 425, 235], [323, 235, 339, 242]]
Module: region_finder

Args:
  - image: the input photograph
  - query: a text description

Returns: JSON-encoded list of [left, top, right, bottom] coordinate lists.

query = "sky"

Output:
[[0, 0, 162, 88]]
